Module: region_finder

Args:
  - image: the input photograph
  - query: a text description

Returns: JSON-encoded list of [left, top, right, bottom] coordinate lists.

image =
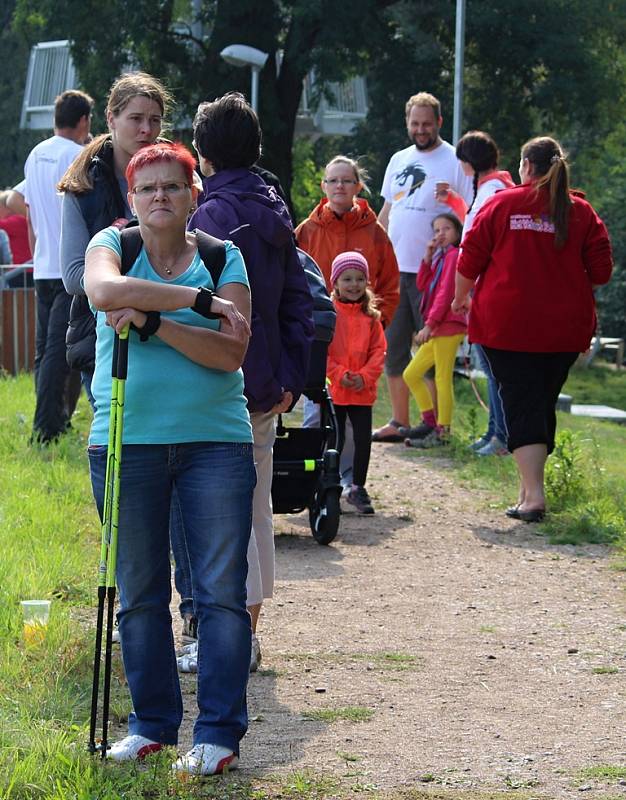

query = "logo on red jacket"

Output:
[[510, 214, 555, 233]]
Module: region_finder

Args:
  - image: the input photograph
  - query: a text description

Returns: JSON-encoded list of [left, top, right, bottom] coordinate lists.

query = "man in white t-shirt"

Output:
[[24, 89, 93, 443], [373, 92, 472, 442]]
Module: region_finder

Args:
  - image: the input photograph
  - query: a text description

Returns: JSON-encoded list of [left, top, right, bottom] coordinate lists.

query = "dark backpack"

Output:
[[120, 223, 226, 285], [295, 248, 336, 392], [66, 226, 226, 371]]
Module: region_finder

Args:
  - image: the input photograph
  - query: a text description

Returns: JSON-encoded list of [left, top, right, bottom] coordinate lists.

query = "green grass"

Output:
[[562, 362, 626, 409], [373, 364, 626, 553], [591, 666, 619, 674], [579, 764, 626, 780], [1, 363, 625, 798], [301, 706, 374, 723]]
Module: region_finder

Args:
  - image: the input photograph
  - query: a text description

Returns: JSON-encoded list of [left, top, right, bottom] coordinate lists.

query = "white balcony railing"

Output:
[[20, 41, 78, 130], [297, 74, 368, 136]]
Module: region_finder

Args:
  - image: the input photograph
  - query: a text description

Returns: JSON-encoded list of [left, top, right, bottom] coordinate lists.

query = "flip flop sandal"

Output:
[[371, 419, 404, 443]]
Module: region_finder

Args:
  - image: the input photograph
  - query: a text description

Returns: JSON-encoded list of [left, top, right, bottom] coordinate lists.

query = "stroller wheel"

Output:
[[309, 488, 341, 545]]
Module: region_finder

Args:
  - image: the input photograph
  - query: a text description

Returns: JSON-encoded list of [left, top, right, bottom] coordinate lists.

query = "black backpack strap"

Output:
[[119, 224, 226, 284], [119, 223, 143, 276], [192, 229, 226, 288]]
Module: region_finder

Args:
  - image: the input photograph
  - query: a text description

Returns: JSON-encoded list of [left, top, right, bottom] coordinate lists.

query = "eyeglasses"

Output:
[[323, 178, 358, 186], [131, 182, 190, 197]]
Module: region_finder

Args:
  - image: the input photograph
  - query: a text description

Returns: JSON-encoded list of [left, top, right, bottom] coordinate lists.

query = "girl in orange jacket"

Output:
[[327, 251, 386, 515], [295, 156, 399, 328]]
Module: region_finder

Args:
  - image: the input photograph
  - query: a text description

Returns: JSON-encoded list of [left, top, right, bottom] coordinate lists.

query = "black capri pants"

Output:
[[481, 347, 578, 454]]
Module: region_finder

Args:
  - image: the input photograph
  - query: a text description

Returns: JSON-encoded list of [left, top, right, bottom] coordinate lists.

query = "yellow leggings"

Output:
[[402, 333, 465, 427]]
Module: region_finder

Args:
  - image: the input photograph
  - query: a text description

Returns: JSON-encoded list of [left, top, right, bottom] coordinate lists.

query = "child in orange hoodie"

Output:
[[327, 251, 386, 514]]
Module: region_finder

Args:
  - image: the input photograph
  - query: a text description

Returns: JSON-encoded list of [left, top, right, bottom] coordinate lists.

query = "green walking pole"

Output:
[[88, 326, 129, 758]]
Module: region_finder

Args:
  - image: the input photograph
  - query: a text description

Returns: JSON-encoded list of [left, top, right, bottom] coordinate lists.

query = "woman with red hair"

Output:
[[84, 141, 255, 775]]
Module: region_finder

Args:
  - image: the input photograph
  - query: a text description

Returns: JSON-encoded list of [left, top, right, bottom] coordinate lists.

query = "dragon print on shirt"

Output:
[[393, 163, 426, 201]]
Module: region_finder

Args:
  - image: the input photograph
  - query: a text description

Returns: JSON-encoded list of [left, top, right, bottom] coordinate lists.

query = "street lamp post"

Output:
[[220, 44, 269, 114], [453, 0, 466, 145]]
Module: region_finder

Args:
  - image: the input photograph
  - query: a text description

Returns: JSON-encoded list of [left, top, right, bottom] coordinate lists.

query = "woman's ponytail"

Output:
[[57, 133, 111, 193], [522, 137, 572, 249], [469, 170, 479, 212]]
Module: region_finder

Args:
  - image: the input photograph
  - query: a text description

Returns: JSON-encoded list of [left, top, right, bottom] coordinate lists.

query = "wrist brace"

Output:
[[192, 286, 220, 319], [130, 310, 161, 342]]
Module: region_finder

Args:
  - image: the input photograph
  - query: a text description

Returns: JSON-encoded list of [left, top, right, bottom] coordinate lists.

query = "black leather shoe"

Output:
[[505, 505, 521, 519], [518, 508, 545, 523]]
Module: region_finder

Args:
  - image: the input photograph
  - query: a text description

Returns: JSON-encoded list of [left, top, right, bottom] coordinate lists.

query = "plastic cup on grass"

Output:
[[20, 600, 51, 645]]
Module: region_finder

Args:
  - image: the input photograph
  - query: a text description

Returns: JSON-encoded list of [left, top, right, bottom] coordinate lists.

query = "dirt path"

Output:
[[177, 444, 626, 798]]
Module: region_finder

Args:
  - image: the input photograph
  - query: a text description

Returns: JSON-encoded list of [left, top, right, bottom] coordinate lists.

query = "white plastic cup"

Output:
[[435, 180, 450, 201], [21, 600, 51, 644]]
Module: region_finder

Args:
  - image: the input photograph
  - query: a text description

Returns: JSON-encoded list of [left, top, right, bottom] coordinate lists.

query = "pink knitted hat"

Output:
[[330, 251, 369, 285]]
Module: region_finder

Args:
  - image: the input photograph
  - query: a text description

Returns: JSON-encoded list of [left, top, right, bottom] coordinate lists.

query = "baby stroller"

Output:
[[271, 249, 342, 545]]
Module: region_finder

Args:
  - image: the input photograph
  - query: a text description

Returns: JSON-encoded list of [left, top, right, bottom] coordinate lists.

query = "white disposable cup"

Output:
[[21, 600, 51, 643]]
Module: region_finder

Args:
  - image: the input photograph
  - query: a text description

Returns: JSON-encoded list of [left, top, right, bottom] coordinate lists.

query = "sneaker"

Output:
[[107, 734, 164, 761], [476, 435, 508, 456], [172, 743, 238, 776], [468, 435, 490, 451], [177, 642, 198, 673], [397, 422, 434, 439], [250, 633, 262, 673], [346, 486, 375, 514], [405, 429, 447, 448], [181, 613, 198, 644]]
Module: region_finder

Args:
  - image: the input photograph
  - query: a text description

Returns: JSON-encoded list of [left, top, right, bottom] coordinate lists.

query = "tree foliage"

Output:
[[575, 118, 626, 340], [4, 0, 626, 342], [10, 0, 398, 194], [351, 0, 626, 194], [0, 0, 46, 185]]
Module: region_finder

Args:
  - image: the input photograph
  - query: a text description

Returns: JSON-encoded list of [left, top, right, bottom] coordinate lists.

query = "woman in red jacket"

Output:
[[453, 136, 613, 522], [295, 155, 399, 328]]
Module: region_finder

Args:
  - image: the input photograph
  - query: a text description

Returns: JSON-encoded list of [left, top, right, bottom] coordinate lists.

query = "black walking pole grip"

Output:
[[116, 332, 129, 381], [111, 333, 119, 379]]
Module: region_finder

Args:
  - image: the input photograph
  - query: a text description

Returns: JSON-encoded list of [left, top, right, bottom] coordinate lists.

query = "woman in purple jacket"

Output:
[[177, 92, 314, 671]]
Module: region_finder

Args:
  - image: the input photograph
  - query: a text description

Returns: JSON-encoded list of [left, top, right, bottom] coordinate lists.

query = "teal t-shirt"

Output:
[[87, 226, 252, 446]]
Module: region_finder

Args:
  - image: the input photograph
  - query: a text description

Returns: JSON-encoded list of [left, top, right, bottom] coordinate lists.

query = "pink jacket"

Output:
[[417, 245, 467, 337]]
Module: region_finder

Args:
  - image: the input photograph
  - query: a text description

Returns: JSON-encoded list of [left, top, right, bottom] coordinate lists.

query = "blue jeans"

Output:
[[88, 441, 255, 751], [81, 369, 96, 412], [170, 487, 194, 618], [474, 344, 506, 441]]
